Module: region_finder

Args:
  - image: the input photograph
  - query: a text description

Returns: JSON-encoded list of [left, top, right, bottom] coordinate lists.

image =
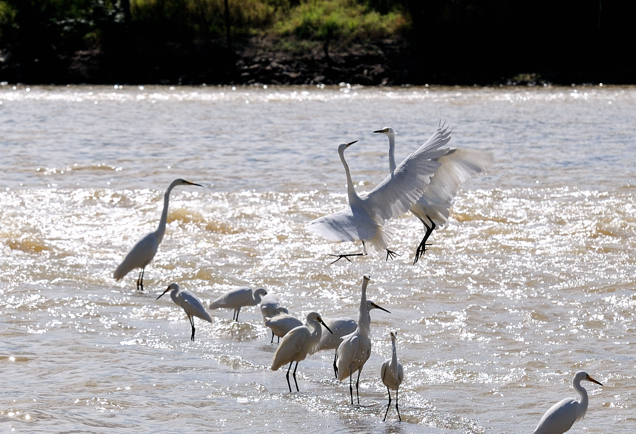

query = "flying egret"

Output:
[[265, 313, 303, 343], [209, 287, 268, 321], [335, 275, 379, 404], [532, 371, 603, 434], [374, 125, 492, 263], [318, 300, 390, 377], [156, 283, 212, 341], [307, 132, 450, 263], [381, 332, 404, 421], [271, 312, 333, 393], [260, 293, 290, 343], [113, 178, 202, 290]]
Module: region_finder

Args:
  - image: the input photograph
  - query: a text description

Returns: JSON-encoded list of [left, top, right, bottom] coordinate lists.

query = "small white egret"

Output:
[[335, 275, 379, 404], [113, 178, 202, 290], [318, 300, 390, 377], [381, 332, 404, 421], [374, 125, 492, 263], [260, 293, 290, 343], [307, 132, 450, 263], [265, 313, 303, 343], [271, 312, 333, 393], [209, 287, 268, 321], [156, 283, 212, 341], [532, 371, 603, 434]]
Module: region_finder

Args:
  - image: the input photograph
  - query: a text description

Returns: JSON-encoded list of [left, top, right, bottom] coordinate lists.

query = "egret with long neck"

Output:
[[114, 178, 202, 290], [381, 332, 404, 421]]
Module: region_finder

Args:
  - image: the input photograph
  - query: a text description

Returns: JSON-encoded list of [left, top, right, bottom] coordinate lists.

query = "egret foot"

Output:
[[413, 216, 436, 264], [329, 252, 365, 264], [385, 249, 400, 261]]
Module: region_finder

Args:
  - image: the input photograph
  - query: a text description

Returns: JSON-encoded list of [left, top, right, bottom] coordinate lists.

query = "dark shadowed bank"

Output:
[[1, 0, 635, 86]]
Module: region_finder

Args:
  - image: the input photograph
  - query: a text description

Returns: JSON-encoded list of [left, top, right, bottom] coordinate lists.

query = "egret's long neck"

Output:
[[387, 133, 397, 173], [309, 318, 322, 342], [339, 148, 360, 204], [391, 337, 398, 366], [574, 379, 589, 420], [156, 183, 178, 243], [358, 279, 370, 332]]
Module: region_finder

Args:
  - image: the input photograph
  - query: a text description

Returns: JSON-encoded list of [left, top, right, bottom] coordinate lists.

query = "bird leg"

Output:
[[413, 216, 436, 264], [292, 361, 300, 392], [285, 361, 293, 393], [396, 387, 401, 421], [189, 315, 196, 341], [136, 268, 145, 291], [348, 368, 354, 405], [385, 249, 401, 261], [234, 307, 241, 322], [329, 252, 365, 264], [333, 351, 338, 379], [355, 368, 362, 405], [383, 387, 392, 421], [270, 330, 275, 344]]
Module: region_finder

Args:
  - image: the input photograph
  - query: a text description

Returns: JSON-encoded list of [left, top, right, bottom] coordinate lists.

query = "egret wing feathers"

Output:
[[336, 333, 360, 381], [113, 233, 158, 280], [532, 398, 579, 434], [271, 326, 310, 371], [179, 292, 213, 322]]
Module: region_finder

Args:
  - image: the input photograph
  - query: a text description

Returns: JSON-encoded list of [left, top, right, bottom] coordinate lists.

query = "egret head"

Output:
[[157, 282, 179, 300], [575, 371, 603, 386], [362, 275, 371, 282], [373, 127, 396, 138], [337, 140, 358, 154], [367, 300, 390, 314], [174, 178, 203, 187], [390, 331, 397, 341]]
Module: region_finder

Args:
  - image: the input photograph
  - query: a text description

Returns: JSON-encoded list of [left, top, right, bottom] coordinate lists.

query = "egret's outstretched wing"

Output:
[[113, 233, 159, 280], [412, 148, 493, 226], [179, 291, 212, 322], [364, 124, 453, 222], [271, 326, 310, 371], [533, 398, 579, 434], [307, 207, 378, 243]]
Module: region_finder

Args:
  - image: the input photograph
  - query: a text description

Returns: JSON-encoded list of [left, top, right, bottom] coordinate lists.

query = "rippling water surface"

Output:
[[1, 84, 635, 433]]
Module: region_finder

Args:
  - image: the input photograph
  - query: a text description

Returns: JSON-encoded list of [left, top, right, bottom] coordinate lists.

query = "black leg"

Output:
[[333, 351, 338, 379], [235, 307, 241, 322], [189, 315, 196, 341], [413, 216, 436, 264], [396, 387, 401, 421], [383, 387, 391, 421], [285, 362, 293, 393], [292, 361, 299, 392], [355, 368, 362, 405], [349, 369, 354, 405], [270, 330, 274, 344], [137, 268, 145, 291]]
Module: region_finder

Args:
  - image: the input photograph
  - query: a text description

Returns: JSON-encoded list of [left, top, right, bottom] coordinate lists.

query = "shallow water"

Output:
[[1, 84, 635, 433]]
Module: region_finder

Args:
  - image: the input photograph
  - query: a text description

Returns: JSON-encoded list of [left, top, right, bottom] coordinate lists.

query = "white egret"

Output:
[[209, 287, 268, 321], [318, 300, 390, 377], [374, 125, 492, 263], [335, 275, 378, 404], [156, 283, 212, 341], [260, 293, 290, 343], [381, 332, 404, 421], [271, 312, 333, 393], [265, 313, 303, 343], [113, 178, 202, 290], [307, 131, 451, 263], [532, 371, 603, 434]]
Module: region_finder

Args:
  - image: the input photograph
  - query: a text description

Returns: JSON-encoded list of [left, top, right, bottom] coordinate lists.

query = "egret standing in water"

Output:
[[209, 287, 268, 321], [318, 300, 390, 377], [156, 283, 212, 341], [335, 275, 379, 404], [381, 332, 404, 421], [114, 178, 202, 290], [271, 312, 333, 393], [532, 371, 603, 434], [307, 133, 450, 263], [373, 124, 492, 263]]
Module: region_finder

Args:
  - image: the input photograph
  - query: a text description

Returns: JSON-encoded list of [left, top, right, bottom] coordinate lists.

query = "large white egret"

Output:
[[381, 331, 404, 421], [156, 283, 212, 341], [271, 312, 333, 393], [318, 300, 390, 377], [374, 125, 492, 263], [113, 178, 202, 290], [265, 313, 303, 343], [209, 287, 268, 321], [335, 275, 379, 404], [307, 130, 451, 263], [532, 371, 603, 434]]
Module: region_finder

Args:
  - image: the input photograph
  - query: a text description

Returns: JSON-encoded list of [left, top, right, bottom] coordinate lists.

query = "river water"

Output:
[[0, 84, 634, 433]]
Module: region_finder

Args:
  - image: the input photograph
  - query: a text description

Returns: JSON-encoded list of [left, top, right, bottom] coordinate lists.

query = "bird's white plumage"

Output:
[[265, 314, 303, 340], [113, 178, 202, 289], [381, 332, 404, 391], [532, 371, 603, 434], [308, 127, 452, 254]]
